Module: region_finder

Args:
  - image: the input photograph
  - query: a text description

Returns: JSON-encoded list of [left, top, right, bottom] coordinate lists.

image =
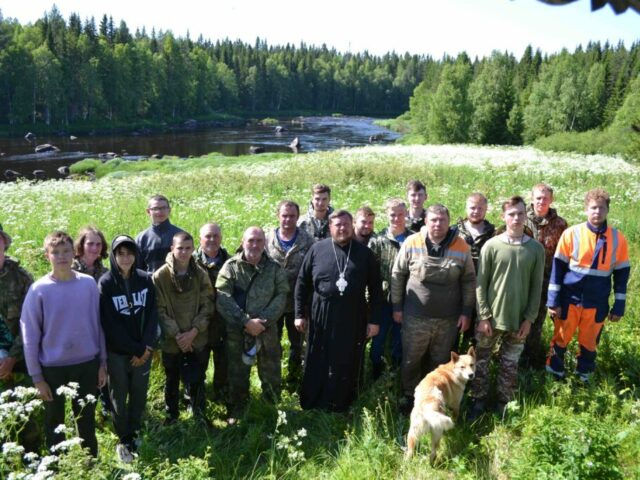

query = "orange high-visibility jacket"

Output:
[[547, 222, 630, 321]]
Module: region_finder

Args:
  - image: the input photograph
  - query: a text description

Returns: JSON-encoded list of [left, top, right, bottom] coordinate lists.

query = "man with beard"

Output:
[[294, 210, 382, 412], [353, 206, 376, 245]]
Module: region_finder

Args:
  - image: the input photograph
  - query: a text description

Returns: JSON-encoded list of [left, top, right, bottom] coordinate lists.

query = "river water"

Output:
[[0, 116, 399, 181]]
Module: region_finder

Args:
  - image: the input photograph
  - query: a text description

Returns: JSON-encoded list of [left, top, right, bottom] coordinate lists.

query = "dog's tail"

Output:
[[424, 411, 454, 436]]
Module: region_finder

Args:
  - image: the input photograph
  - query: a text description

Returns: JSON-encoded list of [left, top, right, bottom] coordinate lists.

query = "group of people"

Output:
[[0, 180, 630, 462]]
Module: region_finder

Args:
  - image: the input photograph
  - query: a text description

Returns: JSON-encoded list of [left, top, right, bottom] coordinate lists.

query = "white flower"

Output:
[[3, 442, 25, 455], [8, 473, 29, 480], [84, 394, 96, 404], [297, 428, 307, 438], [505, 401, 520, 413], [56, 385, 78, 399], [24, 451, 39, 462], [54, 424, 69, 434], [277, 410, 287, 426], [288, 450, 305, 462], [37, 455, 58, 471], [11, 386, 39, 400], [32, 471, 55, 480], [122, 473, 142, 480], [50, 437, 83, 452]]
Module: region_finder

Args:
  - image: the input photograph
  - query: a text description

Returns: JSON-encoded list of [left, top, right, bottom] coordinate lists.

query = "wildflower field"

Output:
[[1, 144, 639, 479]]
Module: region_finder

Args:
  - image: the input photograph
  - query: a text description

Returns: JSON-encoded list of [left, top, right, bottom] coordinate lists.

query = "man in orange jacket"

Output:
[[546, 188, 630, 382]]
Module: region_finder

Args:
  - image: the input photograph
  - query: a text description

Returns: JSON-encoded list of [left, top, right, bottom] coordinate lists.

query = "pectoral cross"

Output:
[[336, 273, 348, 295]]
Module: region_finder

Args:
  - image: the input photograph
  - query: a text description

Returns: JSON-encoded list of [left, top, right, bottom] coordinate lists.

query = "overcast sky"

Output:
[[1, 0, 638, 58]]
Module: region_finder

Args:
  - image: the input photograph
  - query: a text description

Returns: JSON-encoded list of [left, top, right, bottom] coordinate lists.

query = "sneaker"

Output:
[[466, 399, 486, 422], [116, 444, 134, 464]]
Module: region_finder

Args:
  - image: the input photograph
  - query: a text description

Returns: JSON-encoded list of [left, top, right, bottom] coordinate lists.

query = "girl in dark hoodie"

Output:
[[99, 235, 158, 463]]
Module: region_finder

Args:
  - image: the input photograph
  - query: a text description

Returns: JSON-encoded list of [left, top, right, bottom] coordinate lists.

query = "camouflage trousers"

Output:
[[470, 328, 525, 404], [226, 322, 281, 409], [401, 314, 459, 397]]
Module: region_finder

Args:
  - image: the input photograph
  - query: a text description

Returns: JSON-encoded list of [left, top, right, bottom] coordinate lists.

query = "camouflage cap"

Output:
[[0, 223, 11, 249]]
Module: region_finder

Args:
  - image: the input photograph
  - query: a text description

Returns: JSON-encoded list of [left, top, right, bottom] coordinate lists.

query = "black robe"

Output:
[[294, 238, 382, 411]]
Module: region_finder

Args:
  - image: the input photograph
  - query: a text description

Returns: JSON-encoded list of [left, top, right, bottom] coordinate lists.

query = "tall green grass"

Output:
[[1, 145, 639, 478]]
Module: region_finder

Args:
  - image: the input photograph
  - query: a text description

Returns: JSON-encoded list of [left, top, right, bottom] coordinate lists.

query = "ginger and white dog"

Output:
[[405, 347, 476, 463]]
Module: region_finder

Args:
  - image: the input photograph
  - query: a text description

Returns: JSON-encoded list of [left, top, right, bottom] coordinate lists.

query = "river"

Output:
[[0, 116, 399, 181]]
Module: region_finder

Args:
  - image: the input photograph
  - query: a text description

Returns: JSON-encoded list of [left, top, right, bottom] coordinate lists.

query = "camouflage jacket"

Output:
[[0, 258, 34, 360], [297, 203, 334, 241], [265, 228, 314, 313], [153, 253, 214, 354], [72, 258, 108, 283], [193, 247, 230, 290], [368, 227, 412, 303], [525, 206, 568, 282], [456, 218, 496, 272], [216, 252, 289, 330]]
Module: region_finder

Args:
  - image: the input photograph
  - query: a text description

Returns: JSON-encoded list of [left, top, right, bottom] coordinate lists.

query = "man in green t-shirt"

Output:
[[467, 196, 544, 420]]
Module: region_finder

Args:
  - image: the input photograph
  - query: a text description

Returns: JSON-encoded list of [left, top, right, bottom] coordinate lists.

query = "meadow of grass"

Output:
[[1, 144, 639, 479]]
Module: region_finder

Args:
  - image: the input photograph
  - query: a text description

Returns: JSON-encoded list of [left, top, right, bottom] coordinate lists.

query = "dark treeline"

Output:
[[405, 42, 640, 149], [0, 7, 425, 127], [1, 6, 638, 153]]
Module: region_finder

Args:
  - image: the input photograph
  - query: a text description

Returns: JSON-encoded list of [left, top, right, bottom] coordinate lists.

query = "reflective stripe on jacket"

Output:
[[547, 222, 630, 320]]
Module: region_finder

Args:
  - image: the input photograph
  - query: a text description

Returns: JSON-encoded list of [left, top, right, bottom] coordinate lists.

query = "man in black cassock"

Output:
[[294, 209, 382, 412]]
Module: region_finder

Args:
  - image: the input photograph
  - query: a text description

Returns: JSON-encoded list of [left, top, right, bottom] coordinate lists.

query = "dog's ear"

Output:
[[467, 346, 476, 358], [450, 351, 459, 363]]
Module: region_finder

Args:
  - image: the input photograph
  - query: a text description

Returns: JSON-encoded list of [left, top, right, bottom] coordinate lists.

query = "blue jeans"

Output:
[[370, 303, 402, 367]]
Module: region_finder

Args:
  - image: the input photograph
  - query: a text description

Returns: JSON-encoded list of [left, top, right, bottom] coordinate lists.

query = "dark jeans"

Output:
[[107, 352, 151, 444], [162, 349, 208, 419], [370, 303, 402, 367], [277, 312, 303, 376], [208, 316, 228, 394], [42, 358, 99, 457]]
